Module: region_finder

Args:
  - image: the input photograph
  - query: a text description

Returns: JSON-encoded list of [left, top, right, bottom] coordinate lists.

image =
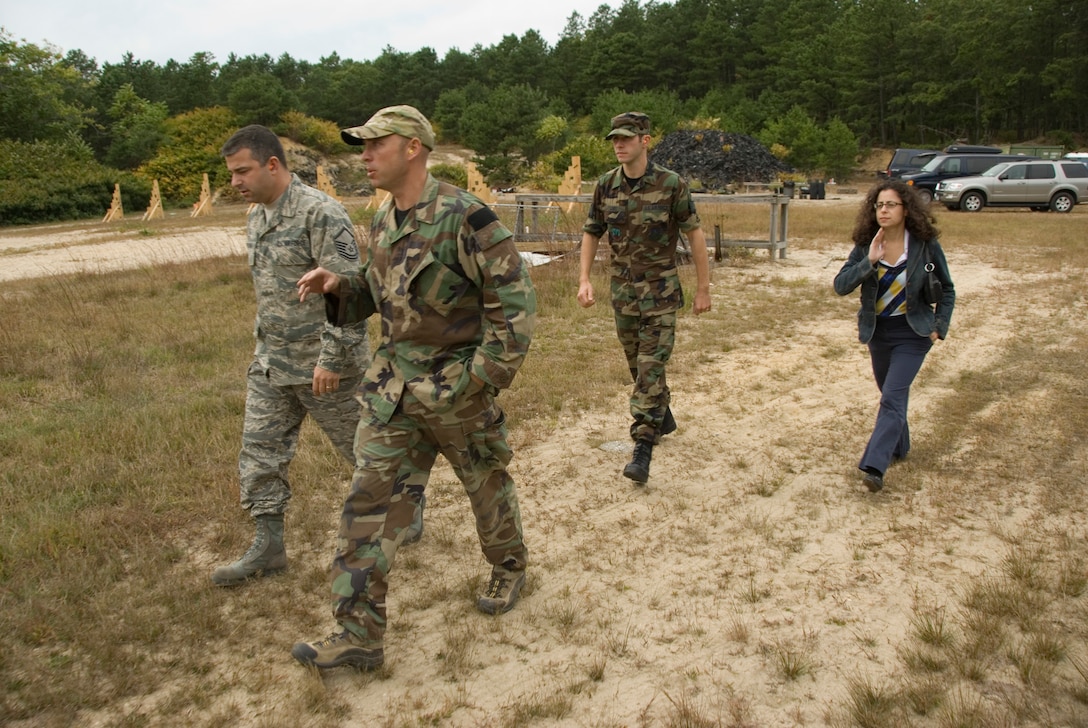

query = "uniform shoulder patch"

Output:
[[467, 207, 499, 232], [333, 225, 360, 261]]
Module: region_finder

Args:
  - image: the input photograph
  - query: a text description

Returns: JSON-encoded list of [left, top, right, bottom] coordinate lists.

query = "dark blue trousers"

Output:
[[860, 316, 932, 476]]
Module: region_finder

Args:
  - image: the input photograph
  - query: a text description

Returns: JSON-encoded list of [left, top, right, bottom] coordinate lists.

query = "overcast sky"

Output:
[[4, 1, 618, 66]]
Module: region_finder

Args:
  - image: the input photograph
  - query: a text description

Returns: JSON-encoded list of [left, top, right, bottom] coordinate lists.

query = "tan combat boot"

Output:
[[291, 631, 384, 670], [477, 565, 526, 615], [210, 514, 287, 586], [403, 493, 426, 545]]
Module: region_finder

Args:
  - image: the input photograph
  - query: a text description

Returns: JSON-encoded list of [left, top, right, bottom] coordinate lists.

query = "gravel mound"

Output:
[[649, 130, 793, 191]]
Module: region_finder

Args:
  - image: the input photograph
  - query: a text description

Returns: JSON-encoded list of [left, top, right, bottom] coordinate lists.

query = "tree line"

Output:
[[2, 0, 1085, 223]]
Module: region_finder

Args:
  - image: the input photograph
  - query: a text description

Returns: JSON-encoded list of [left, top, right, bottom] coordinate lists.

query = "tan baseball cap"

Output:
[[341, 105, 436, 150], [605, 111, 651, 139]]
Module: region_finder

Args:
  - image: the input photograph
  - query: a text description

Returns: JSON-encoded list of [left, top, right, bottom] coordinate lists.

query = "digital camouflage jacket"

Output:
[[248, 173, 368, 385], [330, 174, 536, 423], [583, 162, 701, 315]]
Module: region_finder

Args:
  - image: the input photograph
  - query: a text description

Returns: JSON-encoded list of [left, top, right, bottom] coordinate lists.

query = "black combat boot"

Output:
[[622, 439, 654, 484], [660, 406, 676, 436]]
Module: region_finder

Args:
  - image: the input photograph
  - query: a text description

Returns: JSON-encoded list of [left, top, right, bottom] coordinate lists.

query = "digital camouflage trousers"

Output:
[[238, 363, 362, 517], [331, 388, 527, 647]]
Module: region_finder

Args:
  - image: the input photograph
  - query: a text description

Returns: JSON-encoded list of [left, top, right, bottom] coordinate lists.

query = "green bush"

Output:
[[139, 107, 239, 203], [0, 138, 150, 224], [429, 163, 468, 188], [277, 111, 345, 156], [819, 118, 859, 181], [523, 159, 562, 192], [474, 154, 523, 188], [350, 206, 378, 229], [759, 107, 860, 179], [547, 135, 616, 180]]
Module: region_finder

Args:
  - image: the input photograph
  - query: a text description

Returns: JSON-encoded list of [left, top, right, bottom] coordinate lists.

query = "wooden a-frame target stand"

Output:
[[102, 175, 212, 223]]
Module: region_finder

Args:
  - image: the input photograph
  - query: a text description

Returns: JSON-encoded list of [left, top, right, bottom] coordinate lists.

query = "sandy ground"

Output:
[[7, 198, 1083, 727], [0, 210, 249, 283]]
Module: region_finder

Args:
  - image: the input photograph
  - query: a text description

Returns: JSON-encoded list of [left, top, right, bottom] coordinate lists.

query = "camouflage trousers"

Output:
[[238, 361, 362, 517], [332, 388, 527, 648], [613, 309, 677, 444]]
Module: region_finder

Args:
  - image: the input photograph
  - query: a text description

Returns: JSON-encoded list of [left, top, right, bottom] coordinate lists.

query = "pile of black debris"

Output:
[[649, 130, 793, 191]]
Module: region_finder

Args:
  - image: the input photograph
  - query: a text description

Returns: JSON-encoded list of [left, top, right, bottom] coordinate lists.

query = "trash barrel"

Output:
[[782, 181, 795, 199]]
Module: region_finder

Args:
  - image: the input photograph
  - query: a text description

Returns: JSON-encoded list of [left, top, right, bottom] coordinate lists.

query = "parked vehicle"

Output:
[[1010, 144, 1064, 159], [1065, 152, 1088, 171], [942, 144, 1003, 154], [934, 159, 1088, 212], [900, 152, 1037, 204], [879, 148, 940, 178]]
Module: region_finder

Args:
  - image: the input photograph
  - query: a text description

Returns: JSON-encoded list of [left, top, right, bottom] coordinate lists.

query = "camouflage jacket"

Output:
[[248, 173, 368, 385], [330, 174, 536, 423], [583, 162, 701, 314]]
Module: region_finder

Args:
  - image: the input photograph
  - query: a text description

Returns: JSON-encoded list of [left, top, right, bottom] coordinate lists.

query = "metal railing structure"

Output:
[[503, 193, 791, 261]]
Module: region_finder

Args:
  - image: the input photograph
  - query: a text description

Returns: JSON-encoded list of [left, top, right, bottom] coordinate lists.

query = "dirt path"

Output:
[[10, 205, 1083, 727], [0, 211, 249, 283], [269, 243, 1035, 727]]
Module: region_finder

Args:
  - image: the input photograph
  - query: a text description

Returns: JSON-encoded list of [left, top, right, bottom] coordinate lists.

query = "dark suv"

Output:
[[901, 153, 1036, 204], [879, 148, 940, 178]]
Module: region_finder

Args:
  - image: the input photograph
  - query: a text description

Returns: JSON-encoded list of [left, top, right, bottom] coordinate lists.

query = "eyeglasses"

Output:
[[873, 201, 903, 210]]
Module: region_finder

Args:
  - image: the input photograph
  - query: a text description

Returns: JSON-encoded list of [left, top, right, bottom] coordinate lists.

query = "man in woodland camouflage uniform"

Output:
[[212, 124, 422, 587], [578, 112, 712, 485], [291, 106, 536, 670]]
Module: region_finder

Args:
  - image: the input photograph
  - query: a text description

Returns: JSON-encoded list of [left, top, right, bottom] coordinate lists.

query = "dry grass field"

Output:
[[1, 192, 1086, 727]]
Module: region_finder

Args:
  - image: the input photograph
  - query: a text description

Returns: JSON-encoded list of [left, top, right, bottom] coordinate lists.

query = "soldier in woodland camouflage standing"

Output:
[[291, 106, 536, 671], [578, 112, 712, 485], [212, 125, 422, 587]]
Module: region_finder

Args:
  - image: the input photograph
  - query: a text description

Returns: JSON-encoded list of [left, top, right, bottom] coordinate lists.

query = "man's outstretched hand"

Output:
[[297, 267, 338, 302]]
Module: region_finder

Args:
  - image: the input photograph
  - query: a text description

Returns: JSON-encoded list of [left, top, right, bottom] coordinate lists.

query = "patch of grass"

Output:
[[661, 688, 720, 728], [771, 637, 816, 681], [605, 623, 634, 657], [725, 615, 751, 644], [936, 687, 999, 728], [903, 678, 945, 716], [500, 686, 573, 726], [910, 606, 956, 648], [844, 674, 900, 728], [436, 618, 478, 675], [3, 204, 1088, 726], [750, 471, 786, 497], [900, 643, 950, 674]]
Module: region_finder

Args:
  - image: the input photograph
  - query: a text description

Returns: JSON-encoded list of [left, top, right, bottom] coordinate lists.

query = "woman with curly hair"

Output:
[[834, 179, 956, 492]]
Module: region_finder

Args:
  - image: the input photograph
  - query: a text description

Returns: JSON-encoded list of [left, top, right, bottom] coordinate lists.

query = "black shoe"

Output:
[[623, 440, 654, 484], [862, 470, 884, 493], [659, 406, 677, 437]]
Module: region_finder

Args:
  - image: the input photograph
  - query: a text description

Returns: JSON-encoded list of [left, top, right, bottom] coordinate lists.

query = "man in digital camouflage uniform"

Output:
[[212, 125, 422, 587], [578, 112, 712, 485], [290, 106, 536, 670]]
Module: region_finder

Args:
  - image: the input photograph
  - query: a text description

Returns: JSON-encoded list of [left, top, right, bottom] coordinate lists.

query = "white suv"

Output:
[[935, 160, 1088, 212]]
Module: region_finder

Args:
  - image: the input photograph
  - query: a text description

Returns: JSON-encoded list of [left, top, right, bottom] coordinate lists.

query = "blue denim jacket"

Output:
[[834, 236, 955, 343]]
